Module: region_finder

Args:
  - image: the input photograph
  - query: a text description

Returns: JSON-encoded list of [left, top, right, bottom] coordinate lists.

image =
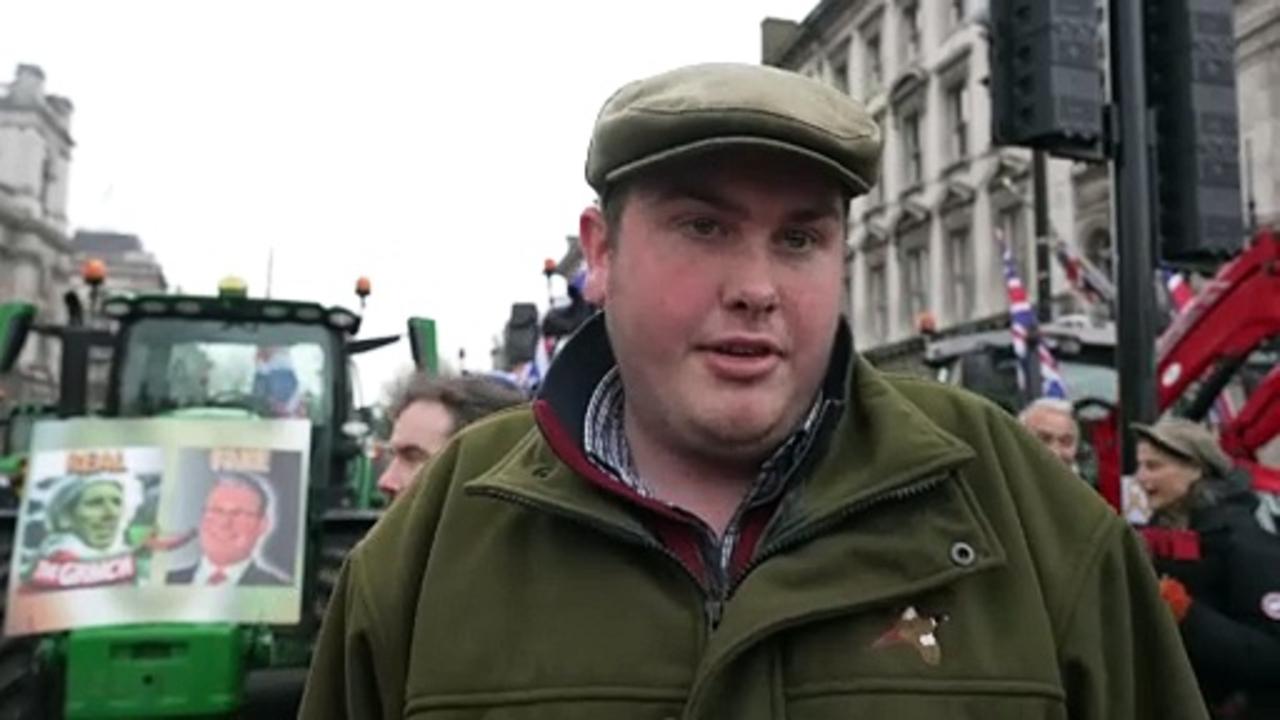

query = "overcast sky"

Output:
[[0, 0, 820, 400]]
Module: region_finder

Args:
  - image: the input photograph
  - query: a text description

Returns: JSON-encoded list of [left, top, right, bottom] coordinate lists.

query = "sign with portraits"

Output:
[[5, 418, 310, 637]]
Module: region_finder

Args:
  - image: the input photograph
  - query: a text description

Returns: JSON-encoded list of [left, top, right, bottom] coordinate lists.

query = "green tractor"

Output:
[[0, 280, 437, 718]]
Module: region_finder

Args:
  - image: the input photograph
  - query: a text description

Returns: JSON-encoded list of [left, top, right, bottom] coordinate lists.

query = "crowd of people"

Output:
[[1018, 397, 1280, 717]]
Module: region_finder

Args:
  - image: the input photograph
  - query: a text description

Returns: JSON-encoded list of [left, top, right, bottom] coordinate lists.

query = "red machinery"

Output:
[[1088, 226, 1280, 508]]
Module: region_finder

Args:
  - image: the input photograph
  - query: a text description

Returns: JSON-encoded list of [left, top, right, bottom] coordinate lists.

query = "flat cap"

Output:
[[1132, 417, 1233, 477], [586, 62, 882, 197]]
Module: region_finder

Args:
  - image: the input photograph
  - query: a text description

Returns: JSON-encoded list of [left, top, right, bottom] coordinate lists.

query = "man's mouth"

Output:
[[711, 342, 774, 357], [698, 337, 784, 380]]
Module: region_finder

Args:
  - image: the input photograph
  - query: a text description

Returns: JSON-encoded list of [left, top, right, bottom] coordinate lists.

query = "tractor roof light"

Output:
[[355, 276, 372, 299], [543, 258, 558, 276], [262, 304, 290, 320], [295, 306, 323, 322], [326, 308, 359, 332], [217, 276, 249, 299], [102, 299, 132, 318], [916, 311, 938, 337], [81, 258, 107, 287]]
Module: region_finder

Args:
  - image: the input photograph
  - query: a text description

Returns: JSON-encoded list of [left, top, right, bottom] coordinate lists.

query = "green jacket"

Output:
[[301, 337, 1206, 719]]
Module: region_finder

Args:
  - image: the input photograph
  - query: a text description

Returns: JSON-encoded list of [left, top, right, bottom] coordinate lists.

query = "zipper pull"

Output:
[[705, 598, 724, 630]]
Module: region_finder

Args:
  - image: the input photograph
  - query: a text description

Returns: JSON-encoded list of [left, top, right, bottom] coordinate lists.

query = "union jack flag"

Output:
[[1002, 240, 1068, 399], [1162, 267, 1235, 423], [1161, 267, 1196, 313]]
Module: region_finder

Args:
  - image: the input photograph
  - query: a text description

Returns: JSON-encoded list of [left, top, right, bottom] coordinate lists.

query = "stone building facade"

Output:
[[0, 64, 76, 404], [763, 0, 1277, 359], [763, 0, 1081, 357]]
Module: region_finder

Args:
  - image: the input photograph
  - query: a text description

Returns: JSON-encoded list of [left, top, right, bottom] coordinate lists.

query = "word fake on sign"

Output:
[[209, 448, 271, 474], [65, 451, 126, 475]]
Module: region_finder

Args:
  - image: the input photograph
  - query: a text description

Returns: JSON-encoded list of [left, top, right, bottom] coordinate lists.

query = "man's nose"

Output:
[[723, 244, 780, 315], [377, 466, 403, 501]]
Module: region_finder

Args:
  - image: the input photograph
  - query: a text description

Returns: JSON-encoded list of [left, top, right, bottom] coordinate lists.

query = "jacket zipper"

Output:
[[727, 471, 949, 597], [683, 470, 957, 720]]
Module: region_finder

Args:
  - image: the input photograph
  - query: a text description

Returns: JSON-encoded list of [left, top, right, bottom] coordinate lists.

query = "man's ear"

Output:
[[579, 205, 611, 305]]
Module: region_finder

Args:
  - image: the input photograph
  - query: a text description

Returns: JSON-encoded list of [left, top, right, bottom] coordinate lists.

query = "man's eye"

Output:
[[779, 229, 819, 252], [683, 217, 722, 237]]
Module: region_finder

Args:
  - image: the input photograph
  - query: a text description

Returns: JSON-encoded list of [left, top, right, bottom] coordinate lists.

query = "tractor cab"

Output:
[[925, 315, 1120, 415], [0, 273, 421, 718]]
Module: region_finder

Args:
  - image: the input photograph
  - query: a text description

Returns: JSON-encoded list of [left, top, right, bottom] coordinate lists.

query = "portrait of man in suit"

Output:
[[166, 472, 289, 587]]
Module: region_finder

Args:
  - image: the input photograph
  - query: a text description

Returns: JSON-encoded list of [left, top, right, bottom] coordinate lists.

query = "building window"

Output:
[[902, 244, 930, 326], [901, 111, 923, 186], [829, 40, 851, 94], [949, 0, 967, 31], [864, 31, 882, 94], [946, 226, 974, 321], [946, 82, 969, 162], [902, 2, 921, 64], [870, 111, 887, 203], [868, 262, 889, 340]]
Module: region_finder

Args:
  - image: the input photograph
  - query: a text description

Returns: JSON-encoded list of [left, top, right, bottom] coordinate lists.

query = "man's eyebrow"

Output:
[[784, 205, 844, 224], [652, 186, 750, 217], [653, 186, 842, 224]]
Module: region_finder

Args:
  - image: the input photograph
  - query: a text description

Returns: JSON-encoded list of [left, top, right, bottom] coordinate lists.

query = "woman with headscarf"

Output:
[[1135, 417, 1280, 718]]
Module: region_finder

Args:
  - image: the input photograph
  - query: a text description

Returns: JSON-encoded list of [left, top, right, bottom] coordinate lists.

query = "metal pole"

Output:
[[1110, 0, 1160, 473], [1245, 138, 1257, 234], [1033, 150, 1053, 323]]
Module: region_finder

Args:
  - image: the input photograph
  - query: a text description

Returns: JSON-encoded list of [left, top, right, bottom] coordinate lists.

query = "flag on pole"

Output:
[[1162, 267, 1235, 423], [1161, 267, 1196, 313], [1053, 239, 1115, 306], [1002, 239, 1069, 399]]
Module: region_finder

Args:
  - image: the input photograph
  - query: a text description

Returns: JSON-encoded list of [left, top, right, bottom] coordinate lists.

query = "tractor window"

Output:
[[1058, 361, 1117, 403], [117, 319, 334, 423]]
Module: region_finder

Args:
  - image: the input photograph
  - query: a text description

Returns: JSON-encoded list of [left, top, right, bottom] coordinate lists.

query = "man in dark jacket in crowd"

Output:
[[301, 63, 1207, 719]]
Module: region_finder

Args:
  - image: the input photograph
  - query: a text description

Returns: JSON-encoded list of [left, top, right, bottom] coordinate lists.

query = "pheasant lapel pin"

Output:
[[871, 606, 945, 666]]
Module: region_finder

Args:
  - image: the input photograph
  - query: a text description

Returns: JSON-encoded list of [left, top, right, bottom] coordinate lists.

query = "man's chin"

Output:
[[685, 413, 792, 463]]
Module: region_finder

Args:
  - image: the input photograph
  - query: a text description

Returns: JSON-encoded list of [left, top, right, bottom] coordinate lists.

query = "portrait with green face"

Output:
[[44, 474, 133, 558], [57, 479, 125, 551]]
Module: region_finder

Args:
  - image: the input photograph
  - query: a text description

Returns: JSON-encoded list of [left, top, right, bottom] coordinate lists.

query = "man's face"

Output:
[[377, 399, 456, 500], [1021, 407, 1080, 468], [200, 481, 269, 567], [73, 481, 124, 550], [580, 149, 847, 469]]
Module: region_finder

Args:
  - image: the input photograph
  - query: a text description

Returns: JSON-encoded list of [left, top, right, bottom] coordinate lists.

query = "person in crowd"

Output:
[[376, 373, 526, 501], [1136, 417, 1280, 718], [1019, 397, 1080, 473]]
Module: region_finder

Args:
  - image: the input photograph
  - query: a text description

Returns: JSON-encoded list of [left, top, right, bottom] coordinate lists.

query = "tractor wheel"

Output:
[[0, 526, 52, 720], [311, 525, 366, 627]]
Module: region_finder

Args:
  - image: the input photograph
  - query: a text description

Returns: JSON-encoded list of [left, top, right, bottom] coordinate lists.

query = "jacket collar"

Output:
[[471, 312, 980, 537]]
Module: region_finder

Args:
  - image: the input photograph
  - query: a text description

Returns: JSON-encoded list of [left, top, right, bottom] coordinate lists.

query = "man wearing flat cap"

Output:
[[302, 63, 1206, 719]]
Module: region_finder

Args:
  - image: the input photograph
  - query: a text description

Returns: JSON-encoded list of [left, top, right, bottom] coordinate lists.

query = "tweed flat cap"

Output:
[[1132, 418, 1233, 477], [586, 63, 882, 197]]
